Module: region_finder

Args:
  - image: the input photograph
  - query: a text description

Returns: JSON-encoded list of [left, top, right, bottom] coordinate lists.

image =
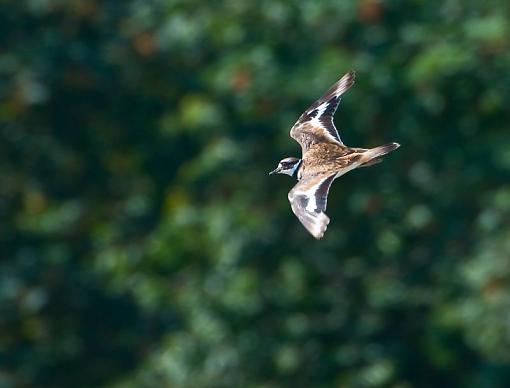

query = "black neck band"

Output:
[[291, 159, 302, 180]]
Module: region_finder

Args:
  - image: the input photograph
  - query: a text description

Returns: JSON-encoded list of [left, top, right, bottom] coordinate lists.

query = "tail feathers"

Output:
[[360, 157, 382, 167], [362, 142, 400, 165]]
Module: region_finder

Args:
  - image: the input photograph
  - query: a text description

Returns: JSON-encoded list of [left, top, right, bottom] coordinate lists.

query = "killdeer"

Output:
[[269, 71, 400, 239]]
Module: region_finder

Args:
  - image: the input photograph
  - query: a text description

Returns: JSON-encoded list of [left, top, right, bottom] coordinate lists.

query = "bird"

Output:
[[269, 71, 400, 239]]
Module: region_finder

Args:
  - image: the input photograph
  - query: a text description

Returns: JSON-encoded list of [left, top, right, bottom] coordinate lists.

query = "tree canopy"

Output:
[[1, 1, 510, 387]]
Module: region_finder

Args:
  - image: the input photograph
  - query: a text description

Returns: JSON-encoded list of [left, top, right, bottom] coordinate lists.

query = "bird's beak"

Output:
[[269, 167, 280, 175]]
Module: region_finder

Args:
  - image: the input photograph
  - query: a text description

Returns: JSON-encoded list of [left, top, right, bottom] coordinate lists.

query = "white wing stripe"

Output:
[[307, 100, 329, 119], [305, 190, 318, 213]]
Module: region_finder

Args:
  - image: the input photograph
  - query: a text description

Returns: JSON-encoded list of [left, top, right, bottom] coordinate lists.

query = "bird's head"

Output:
[[269, 157, 302, 178]]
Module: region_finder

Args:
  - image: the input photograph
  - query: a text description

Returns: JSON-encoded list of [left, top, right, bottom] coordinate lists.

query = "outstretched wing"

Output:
[[290, 71, 355, 153], [288, 173, 337, 239]]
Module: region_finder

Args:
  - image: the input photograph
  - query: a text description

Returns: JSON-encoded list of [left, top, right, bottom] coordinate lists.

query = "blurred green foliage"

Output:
[[1, 0, 510, 387]]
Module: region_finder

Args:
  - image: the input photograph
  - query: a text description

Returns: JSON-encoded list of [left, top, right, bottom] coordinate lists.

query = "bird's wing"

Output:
[[288, 173, 337, 239], [290, 71, 355, 153]]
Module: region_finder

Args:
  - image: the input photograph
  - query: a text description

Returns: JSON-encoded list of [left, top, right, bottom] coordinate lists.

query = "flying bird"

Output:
[[269, 71, 400, 239]]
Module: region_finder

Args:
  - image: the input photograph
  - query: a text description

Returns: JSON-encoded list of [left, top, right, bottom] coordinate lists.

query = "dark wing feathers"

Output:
[[314, 174, 336, 212], [288, 173, 336, 239], [290, 71, 355, 152]]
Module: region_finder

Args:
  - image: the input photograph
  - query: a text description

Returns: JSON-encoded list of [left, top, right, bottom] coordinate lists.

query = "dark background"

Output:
[[2, 1, 510, 387]]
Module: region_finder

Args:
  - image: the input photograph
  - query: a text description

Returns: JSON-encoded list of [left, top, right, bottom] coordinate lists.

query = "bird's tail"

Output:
[[360, 142, 400, 166]]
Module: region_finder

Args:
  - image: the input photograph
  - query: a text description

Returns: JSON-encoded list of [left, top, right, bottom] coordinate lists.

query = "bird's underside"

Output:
[[283, 71, 400, 239]]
